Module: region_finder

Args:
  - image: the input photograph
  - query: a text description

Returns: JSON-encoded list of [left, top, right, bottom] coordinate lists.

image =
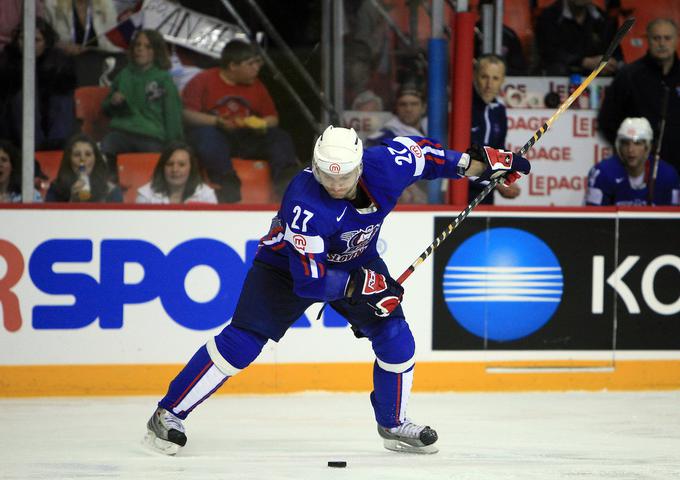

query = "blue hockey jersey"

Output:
[[585, 154, 680, 206], [255, 136, 467, 301]]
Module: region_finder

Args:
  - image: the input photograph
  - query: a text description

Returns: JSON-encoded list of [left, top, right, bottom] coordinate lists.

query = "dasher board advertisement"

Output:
[[432, 214, 680, 351]]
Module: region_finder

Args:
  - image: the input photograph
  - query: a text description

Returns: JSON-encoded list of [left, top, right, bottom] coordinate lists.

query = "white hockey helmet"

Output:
[[312, 126, 363, 177], [616, 117, 653, 153]]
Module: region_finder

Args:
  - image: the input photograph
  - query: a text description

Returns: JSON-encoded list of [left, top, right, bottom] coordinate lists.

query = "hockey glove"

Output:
[[347, 268, 404, 317], [467, 144, 531, 186]]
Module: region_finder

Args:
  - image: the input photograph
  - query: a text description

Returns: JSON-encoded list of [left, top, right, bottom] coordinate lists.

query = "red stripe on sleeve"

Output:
[[299, 254, 310, 276], [417, 138, 443, 149], [425, 153, 445, 165]]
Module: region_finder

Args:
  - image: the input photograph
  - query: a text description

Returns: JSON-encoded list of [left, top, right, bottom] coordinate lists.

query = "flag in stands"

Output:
[[105, 1, 145, 49]]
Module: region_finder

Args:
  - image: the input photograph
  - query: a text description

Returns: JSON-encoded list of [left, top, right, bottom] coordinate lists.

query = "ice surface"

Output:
[[2, 391, 679, 479]]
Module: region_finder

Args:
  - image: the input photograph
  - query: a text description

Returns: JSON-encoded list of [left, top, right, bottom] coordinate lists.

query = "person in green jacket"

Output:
[[100, 29, 183, 174]]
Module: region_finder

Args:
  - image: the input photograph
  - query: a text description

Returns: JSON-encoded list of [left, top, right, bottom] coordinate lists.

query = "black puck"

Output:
[[328, 461, 347, 468]]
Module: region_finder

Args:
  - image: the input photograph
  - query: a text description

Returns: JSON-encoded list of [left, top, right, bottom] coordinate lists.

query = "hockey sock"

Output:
[[371, 363, 415, 428], [159, 326, 267, 419], [364, 318, 416, 428]]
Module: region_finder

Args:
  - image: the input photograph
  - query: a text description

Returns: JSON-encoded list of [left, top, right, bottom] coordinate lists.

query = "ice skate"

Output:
[[144, 407, 187, 455], [377, 419, 438, 454]]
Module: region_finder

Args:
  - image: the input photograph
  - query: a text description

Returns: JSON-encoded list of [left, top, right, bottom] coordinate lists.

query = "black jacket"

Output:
[[534, 0, 622, 75], [469, 89, 508, 204], [598, 53, 680, 171]]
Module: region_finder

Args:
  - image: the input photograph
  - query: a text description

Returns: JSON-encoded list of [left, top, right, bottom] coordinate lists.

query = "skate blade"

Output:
[[143, 429, 181, 456], [383, 439, 439, 454]]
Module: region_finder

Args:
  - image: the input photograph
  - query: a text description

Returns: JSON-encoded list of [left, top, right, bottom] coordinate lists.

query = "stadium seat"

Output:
[[74, 86, 111, 141], [504, 0, 534, 65], [117, 152, 160, 203], [34, 150, 63, 197], [232, 158, 273, 204], [35, 150, 63, 181]]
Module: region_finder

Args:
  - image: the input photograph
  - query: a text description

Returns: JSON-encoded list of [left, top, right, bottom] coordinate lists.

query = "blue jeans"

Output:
[[100, 129, 165, 172], [187, 125, 298, 189], [5, 90, 75, 150]]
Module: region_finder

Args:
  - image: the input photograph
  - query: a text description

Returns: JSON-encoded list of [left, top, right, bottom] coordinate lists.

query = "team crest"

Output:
[[327, 224, 381, 262]]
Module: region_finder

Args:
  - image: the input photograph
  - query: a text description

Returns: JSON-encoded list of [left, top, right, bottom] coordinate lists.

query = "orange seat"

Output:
[[232, 158, 273, 204], [35, 150, 63, 181], [74, 86, 111, 141], [117, 152, 160, 203], [35, 150, 64, 197]]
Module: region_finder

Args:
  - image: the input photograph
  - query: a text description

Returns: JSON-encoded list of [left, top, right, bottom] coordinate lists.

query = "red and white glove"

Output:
[[467, 145, 531, 186], [347, 268, 404, 317]]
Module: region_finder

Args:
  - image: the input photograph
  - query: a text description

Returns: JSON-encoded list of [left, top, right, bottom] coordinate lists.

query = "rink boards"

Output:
[[1, 205, 679, 396]]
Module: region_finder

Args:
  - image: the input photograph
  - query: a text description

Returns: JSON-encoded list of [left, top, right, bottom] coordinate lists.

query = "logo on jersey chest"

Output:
[[327, 223, 381, 263]]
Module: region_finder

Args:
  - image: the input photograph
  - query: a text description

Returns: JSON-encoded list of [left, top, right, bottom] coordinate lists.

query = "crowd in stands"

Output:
[[0, 0, 298, 205], [0, 0, 678, 206], [343, 0, 679, 206]]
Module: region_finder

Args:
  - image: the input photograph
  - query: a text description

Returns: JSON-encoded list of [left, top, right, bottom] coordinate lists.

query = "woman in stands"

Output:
[[0, 18, 77, 150], [136, 142, 217, 204], [43, 0, 121, 56], [100, 29, 183, 174], [0, 140, 43, 203], [45, 133, 122, 202]]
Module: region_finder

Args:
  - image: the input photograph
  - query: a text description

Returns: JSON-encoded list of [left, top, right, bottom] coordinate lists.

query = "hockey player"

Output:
[[145, 126, 531, 455], [585, 117, 680, 206]]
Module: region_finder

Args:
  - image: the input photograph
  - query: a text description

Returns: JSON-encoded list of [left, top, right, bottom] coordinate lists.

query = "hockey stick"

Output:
[[647, 85, 670, 205], [395, 17, 635, 285]]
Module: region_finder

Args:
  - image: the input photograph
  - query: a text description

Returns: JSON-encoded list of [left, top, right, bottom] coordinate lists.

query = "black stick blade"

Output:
[[602, 17, 635, 62]]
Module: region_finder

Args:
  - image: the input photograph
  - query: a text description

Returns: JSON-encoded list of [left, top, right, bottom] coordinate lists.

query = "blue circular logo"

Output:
[[443, 228, 562, 341]]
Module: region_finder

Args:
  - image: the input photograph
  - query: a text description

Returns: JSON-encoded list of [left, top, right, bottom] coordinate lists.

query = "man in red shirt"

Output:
[[182, 40, 299, 202]]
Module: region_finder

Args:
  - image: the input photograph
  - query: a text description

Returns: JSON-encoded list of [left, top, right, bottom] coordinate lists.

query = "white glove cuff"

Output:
[[456, 153, 471, 177]]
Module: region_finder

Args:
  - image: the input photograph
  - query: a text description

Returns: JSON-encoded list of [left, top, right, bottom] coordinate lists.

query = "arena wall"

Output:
[[1, 206, 678, 396]]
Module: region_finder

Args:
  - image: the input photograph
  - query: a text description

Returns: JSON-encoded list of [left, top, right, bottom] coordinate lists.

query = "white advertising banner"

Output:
[[0, 209, 435, 366], [341, 111, 394, 141], [497, 108, 613, 206], [499, 76, 613, 109], [138, 0, 247, 58], [2, 208, 679, 395]]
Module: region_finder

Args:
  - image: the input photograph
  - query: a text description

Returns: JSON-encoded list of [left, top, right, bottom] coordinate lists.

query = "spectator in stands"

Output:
[[366, 83, 427, 146], [0, 140, 43, 203], [351, 90, 385, 112], [365, 82, 428, 203], [350, 0, 398, 106], [585, 117, 679, 206], [44, 0, 121, 56], [135, 142, 217, 204], [469, 54, 520, 204], [44, 0, 124, 85], [598, 18, 680, 172], [0, 0, 46, 52], [345, 39, 387, 112], [533, 0, 622, 76], [45, 133, 122, 202], [100, 29, 183, 175], [473, 0, 528, 75], [182, 39, 299, 203], [0, 17, 76, 150]]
